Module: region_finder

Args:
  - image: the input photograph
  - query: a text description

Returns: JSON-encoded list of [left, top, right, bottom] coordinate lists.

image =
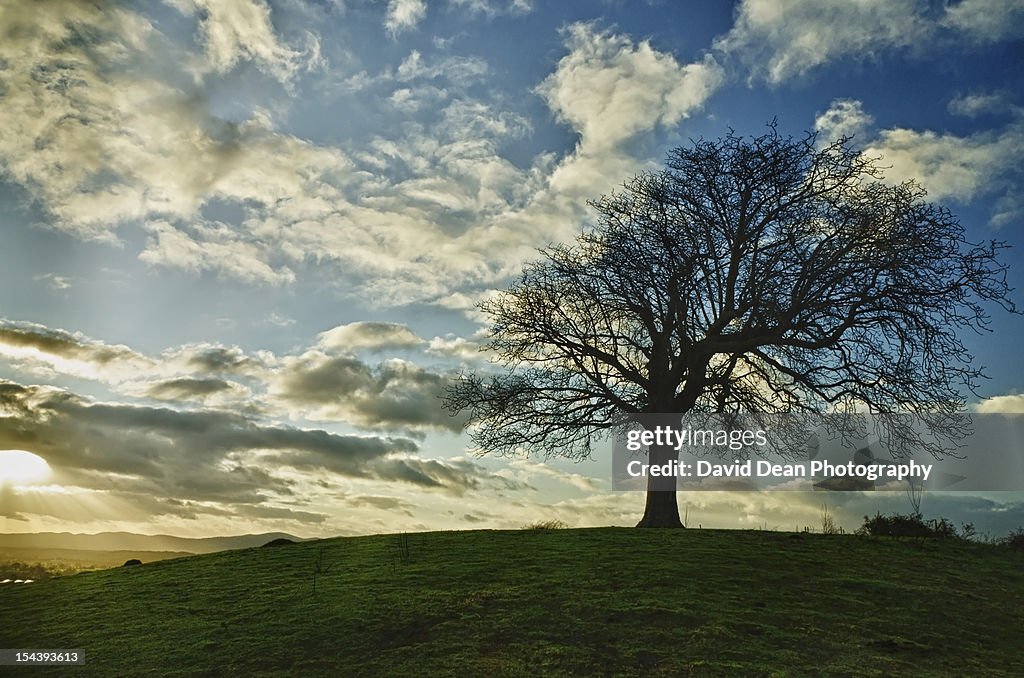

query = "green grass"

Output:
[[2, 528, 1022, 676]]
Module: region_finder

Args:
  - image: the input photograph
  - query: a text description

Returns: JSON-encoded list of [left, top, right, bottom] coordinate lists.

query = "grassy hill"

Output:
[[1, 528, 1022, 676]]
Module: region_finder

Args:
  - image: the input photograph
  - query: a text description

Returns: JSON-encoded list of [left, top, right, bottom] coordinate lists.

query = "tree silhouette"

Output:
[[444, 126, 1018, 527]]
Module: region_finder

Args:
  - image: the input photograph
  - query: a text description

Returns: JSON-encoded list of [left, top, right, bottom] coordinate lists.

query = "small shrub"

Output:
[[928, 517, 959, 540], [821, 503, 841, 535], [1001, 527, 1024, 551], [856, 512, 964, 540], [959, 522, 977, 542], [523, 519, 568, 530]]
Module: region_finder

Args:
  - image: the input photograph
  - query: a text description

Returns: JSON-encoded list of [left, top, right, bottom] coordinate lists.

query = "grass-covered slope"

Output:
[[2, 528, 1022, 676]]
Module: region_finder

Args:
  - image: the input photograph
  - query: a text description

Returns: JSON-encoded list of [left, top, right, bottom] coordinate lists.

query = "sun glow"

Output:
[[0, 450, 52, 485]]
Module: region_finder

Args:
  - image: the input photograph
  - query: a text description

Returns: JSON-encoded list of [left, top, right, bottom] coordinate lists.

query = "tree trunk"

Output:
[[635, 442, 684, 528]]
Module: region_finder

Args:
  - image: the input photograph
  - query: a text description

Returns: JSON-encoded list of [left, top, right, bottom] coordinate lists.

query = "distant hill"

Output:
[[0, 548, 196, 580], [0, 531, 308, 554]]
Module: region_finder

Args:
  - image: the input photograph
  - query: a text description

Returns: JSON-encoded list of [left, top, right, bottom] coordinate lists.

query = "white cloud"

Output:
[[263, 313, 297, 328], [471, 23, 724, 277], [0, 6, 718, 307], [863, 121, 1024, 208], [0, 3, 156, 241], [716, 0, 1024, 84], [975, 394, 1024, 413], [0, 3, 351, 250], [388, 87, 420, 112], [0, 322, 275, 407], [992, 193, 1024, 227], [942, 0, 1024, 42], [426, 335, 485, 361], [0, 320, 155, 384], [538, 23, 723, 153], [169, 0, 309, 83], [810, 99, 1024, 225], [948, 92, 1014, 117], [385, 0, 427, 36], [318, 322, 426, 352], [507, 459, 600, 492], [395, 49, 489, 85], [448, 0, 533, 16], [33, 274, 74, 292], [715, 0, 928, 84], [140, 220, 297, 286], [433, 22, 723, 282], [814, 99, 874, 145]]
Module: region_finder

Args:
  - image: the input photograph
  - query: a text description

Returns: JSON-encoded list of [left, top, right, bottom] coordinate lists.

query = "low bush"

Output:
[[1001, 528, 1024, 551], [523, 519, 568, 530], [856, 512, 962, 540]]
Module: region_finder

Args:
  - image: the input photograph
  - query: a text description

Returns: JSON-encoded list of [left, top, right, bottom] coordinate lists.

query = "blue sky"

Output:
[[1, 0, 1023, 538]]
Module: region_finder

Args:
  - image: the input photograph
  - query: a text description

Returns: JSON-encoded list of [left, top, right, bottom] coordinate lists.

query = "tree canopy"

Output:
[[444, 126, 1018, 527]]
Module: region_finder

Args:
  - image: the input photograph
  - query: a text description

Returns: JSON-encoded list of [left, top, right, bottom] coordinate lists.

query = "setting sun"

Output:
[[0, 450, 51, 485]]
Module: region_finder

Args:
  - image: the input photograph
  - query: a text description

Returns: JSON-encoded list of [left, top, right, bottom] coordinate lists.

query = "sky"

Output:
[[1, 0, 1024, 539]]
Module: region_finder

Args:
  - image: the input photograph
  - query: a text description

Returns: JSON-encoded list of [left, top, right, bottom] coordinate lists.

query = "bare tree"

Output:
[[444, 125, 1017, 528]]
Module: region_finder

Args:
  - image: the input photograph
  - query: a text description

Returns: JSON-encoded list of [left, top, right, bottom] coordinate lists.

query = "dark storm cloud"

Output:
[[0, 317, 470, 434], [281, 355, 373, 400], [370, 457, 531, 496], [0, 379, 417, 504], [370, 457, 480, 490], [346, 494, 416, 516], [347, 495, 414, 511], [236, 503, 329, 523], [0, 320, 146, 366], [148, 496, 330, 525], [276, 354, 468, 432], [259, 445, 526, 496], [183, 345, 256, 374], [146, 377, 238, 400]]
